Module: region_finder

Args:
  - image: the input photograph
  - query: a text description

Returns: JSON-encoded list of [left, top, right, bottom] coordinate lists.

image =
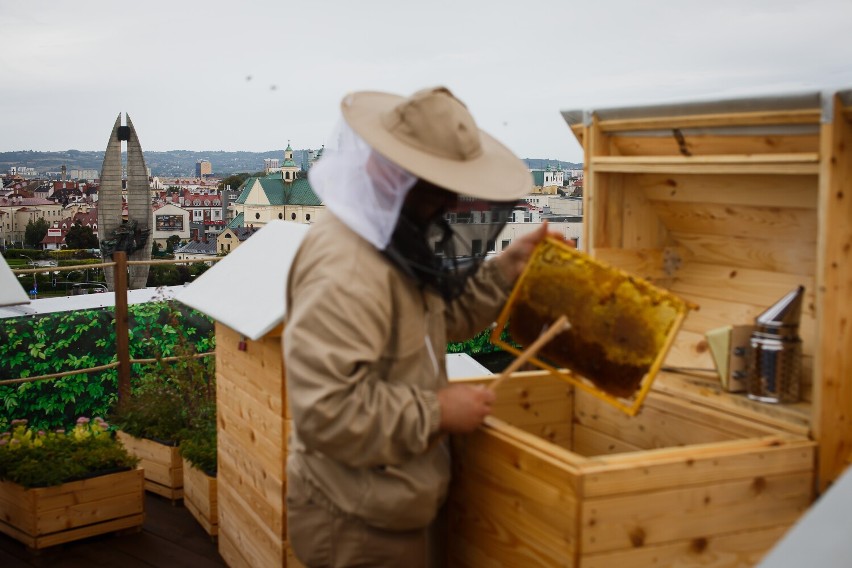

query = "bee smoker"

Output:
[[746, 286, 805, 404]]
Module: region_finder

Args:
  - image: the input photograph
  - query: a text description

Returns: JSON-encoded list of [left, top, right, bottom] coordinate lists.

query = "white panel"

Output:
[[0, 257, 30, 307], [176, 221, 310, 340], [446, 353, 493, 379]]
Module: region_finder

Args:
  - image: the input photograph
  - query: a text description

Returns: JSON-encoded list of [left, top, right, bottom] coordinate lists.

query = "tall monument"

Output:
[[98, 114, 152, 290]]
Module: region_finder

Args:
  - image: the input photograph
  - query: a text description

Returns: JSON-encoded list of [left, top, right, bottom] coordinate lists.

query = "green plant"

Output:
[[0, 300, 214, 432], [179, 403, 217, 476], [110, 302, 215, 446], [0, 417, 139, 488]]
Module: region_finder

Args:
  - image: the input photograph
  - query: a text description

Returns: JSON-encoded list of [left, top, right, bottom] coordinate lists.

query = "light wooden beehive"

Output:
[[448, 89, 852, 567]]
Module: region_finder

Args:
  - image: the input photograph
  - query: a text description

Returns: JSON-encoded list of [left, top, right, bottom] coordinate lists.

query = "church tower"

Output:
[[281, 141, 300, 183]]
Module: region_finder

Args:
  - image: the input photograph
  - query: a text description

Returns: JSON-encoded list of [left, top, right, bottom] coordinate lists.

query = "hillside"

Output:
[[0, 150, 581, 178]]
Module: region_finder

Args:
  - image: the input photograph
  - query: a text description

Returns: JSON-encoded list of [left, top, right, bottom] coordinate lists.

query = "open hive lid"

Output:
[[491, 237, 694, 415], [176, 221, 310, 340], [0, 256, 30, 308]]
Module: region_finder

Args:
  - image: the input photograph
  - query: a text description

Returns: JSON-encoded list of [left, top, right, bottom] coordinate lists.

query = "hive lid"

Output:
[[490, 237, 694, 416], [176, 221, 310, 340], [0, 256, 30, 308]]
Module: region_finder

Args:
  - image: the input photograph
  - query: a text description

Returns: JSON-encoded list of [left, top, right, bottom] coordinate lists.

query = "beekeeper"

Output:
[[284, 86, 552, 567]]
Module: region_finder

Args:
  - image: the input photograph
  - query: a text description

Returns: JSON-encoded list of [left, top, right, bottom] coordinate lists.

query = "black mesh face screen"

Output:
[[383, 197, 517, 301]]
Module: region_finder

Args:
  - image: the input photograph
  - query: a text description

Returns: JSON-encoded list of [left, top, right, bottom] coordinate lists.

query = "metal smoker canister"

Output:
[[746, 286, 805, 404]]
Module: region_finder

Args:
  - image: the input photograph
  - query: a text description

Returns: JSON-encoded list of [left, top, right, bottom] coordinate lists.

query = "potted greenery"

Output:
[[179, 403, 218, 536], [111, 301, 215, 501], [0, 417, 144, 550]]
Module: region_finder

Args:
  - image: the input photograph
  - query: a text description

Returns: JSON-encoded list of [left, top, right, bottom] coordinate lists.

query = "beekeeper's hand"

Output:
[[436, 384, 496, 433], [494, 221, 572, 284]]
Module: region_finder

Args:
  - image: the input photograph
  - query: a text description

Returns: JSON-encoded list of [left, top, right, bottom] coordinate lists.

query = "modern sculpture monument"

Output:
[[98, 114, 152, 290]]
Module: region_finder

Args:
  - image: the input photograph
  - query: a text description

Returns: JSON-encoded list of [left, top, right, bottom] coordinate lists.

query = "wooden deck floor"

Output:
[[0, 493, 227, 568]]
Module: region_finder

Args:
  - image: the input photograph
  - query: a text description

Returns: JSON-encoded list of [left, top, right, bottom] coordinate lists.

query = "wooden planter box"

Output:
[[117, 431, 183, 500], [182, 457, 218, 537], [0, 467, 145, 550], [448, 372, 815, 567]]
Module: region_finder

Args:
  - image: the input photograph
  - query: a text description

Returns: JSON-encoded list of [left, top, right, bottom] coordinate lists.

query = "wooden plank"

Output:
[[217, 433, 284, 536], [595, 153, 819, 165], [579, 524, 790, 568], [492, 373, 574, 448], [449, 426, 580, 567], [581, 438, 815, 497], [671, 231, 816, 276], [650, 200, 817, 242], [609, 133, 820, 157], [218, 526, 254, 568], [0, 468, 145, 549], [116, 432, 183, 492], [592, 247, 675, 283], [217, 403, 285, 475], [622, 186, 668, 249], [217, 479, 284, 568], [670, 262, 815, 315], [592, 162, 819, 175], [597, 109, 821, 132], [637, 173, 818, 209], [814, 94, 852, 491], [580, 471, 813, 554], [216, 324, 286, 418], [182, 459, 218, 536], [662, 329, 717, 372], [572, 424, 644, 457], [651, 372, 811, 436]]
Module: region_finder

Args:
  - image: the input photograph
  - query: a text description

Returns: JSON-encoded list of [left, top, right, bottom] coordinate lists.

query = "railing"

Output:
[[4, 253, 222, 407]]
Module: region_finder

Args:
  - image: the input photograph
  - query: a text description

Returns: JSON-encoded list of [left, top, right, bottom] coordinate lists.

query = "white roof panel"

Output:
[[446, 353, 493, 379], [0, 257, 31, 308], [176, 221, 310, 340]]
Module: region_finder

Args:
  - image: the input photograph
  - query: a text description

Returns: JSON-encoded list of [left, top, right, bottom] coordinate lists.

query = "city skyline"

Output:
[[2, 0, 851, 163]]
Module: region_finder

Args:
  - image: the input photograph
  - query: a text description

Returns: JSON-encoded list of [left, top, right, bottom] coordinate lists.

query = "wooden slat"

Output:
[[217, 476, 283, 568], [580, 471, 813, 554], [650, 201, 818, 242], [449, 426, 580, 567], [182, 458, 218, 536], [637, 173, 818, 209], [492, 373, 574, 448], [581, 438, 815, 497], [597, 109, 821, 132], [814, 94, 852, 491], [651, 372, 811, 436], [622, 185, 668, 249], [671, 232, 816, 276], [572, 424, 644, 457], [663, 329, 717, 372], [592, 247, 676, 283], [573, 390, 752, 451], [580, 524, 790, 568], [596, 153, 819, 165], [593, 161, 819, 175], [609, 133, 820, 157], [116, 432, 183, 492], [670, 262, 815, 314]]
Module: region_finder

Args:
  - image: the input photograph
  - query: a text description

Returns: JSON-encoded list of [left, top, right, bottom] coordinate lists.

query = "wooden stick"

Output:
[[488, 314, 571, 392]]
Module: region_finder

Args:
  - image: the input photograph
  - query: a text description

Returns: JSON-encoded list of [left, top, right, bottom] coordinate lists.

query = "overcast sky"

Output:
[[2, 0, 851, 163]]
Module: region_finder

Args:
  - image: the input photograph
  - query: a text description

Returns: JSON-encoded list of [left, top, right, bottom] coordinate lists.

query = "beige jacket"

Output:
[[284, 214, 510, 530]]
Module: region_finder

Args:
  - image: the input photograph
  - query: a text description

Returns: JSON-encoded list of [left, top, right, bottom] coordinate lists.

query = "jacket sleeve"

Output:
[[284, 258, 441, 469], [444, 259, 513, 342]]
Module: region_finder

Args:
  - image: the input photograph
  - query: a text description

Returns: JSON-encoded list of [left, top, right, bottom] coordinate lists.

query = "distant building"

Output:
[[152, 202, 191, 247], [263, 158, 280, 174], [196, 159, 212, 178], [174, 239, 217, 265], [0, 195, 64, 247], [216, 225, 260, 255], [232, 142, 323, 228], [530, 165, 564, 189]]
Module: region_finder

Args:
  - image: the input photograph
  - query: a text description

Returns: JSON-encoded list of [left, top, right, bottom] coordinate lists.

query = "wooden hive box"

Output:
[[449, 89, 852, 567], [177, 221, 310, 567]]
